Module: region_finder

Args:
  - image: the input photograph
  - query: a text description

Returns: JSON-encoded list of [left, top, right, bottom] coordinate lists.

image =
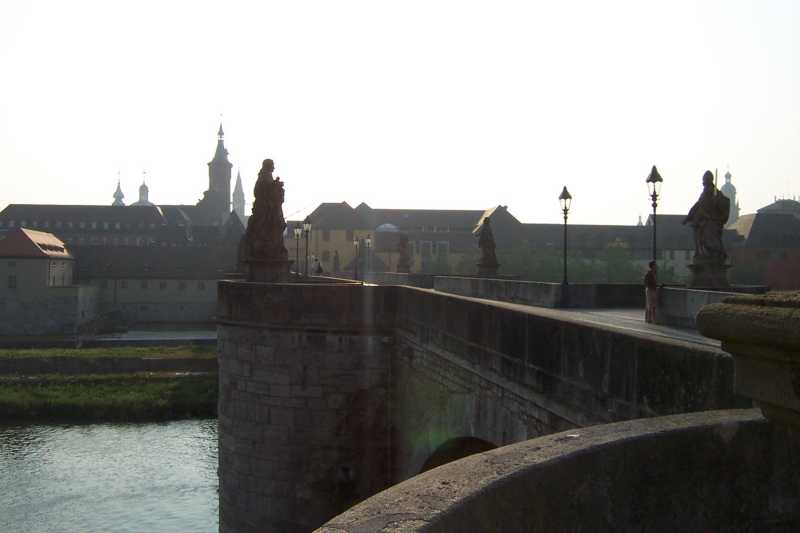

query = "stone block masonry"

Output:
[[217, 282, 394, 533], [218, 281, 747, 532]]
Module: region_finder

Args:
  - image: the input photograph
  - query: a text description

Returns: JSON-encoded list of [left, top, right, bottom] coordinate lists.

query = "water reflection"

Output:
[[0, 419, 218, 533]]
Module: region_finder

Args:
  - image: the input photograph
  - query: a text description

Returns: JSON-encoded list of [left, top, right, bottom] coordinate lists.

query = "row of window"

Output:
[[62, 236, 154, 246], [99, 280, 208, 291], [313, 241, 451, 265], [413, 241, 450, 257], [303, 227, 465, 245], [0, 220, 158, 230]]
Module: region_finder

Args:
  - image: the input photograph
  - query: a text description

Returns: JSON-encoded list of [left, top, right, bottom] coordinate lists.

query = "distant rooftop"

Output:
[[0, 228, 73, 259]]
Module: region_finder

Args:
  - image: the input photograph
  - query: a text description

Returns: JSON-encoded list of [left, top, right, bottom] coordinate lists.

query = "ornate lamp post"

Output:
[[303, 217, 312, 277], [365, 234, 372, 275], [559, 186, 572, 306], [646, 165, 663, 262], [293, 223, 302, 276], [353, 237, 360, 281]]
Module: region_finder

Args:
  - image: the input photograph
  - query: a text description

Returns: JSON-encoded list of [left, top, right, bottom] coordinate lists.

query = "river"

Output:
[[0, 419, 218, 533]]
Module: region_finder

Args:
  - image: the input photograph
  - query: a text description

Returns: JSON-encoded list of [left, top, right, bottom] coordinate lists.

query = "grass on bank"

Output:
[[0, 344, 216, 360], [0, 373, 218, 421]]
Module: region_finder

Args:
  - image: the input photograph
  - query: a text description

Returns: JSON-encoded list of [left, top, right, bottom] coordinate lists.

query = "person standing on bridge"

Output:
[[644, 261, 658, 323]]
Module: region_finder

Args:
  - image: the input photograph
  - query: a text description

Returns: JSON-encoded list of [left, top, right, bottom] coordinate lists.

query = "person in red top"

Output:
[[644, 261, 658, 323]]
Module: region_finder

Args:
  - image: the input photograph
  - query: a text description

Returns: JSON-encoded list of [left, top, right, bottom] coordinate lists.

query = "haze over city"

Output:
[[1, 0, 797, 224]]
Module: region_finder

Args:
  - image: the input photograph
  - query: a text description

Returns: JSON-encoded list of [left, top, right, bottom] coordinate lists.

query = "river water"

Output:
[[0, 419, 218, 533]]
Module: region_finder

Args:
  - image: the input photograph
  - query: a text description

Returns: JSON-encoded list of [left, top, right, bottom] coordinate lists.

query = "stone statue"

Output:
[[241, 159, 290, 281], [683, 170, 731, 288], [683, 170, 730, 262], [397, 234, 410, 273], [476, 216, 500, 276]]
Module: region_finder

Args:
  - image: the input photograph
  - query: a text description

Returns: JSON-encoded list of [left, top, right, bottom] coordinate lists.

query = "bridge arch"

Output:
[[421, 436, 497, 473]]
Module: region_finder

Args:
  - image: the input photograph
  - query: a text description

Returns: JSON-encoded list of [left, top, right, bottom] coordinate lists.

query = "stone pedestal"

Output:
[[245, 258, 292, 283], [477, 261, 499, 278], [686, 257, 730, 289], [697, 291, 800, 428]]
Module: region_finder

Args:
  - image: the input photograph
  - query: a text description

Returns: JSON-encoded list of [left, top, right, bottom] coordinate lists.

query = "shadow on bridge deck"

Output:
[[422, 288, 722, 351]]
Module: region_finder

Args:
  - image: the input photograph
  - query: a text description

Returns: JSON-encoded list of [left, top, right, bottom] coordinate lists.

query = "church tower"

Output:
[[720, 170, 740, 225], [232, 169, 245, 223], [208, 123, 233, 213], [112, 179, 125, 206], [139, 181, 150, 204], [131, 172, 154, 206]]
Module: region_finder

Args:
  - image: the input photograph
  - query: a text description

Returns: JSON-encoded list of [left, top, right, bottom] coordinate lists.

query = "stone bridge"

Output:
[[216, 281, 744, 532]]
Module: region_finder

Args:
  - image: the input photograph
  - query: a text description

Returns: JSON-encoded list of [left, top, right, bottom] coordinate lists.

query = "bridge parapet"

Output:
[[318, 409, 800, 533], [218, 282, 748, 532]]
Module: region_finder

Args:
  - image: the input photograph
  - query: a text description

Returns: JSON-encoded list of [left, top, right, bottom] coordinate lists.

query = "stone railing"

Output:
[[656, 285, 767, 329], [357, 273, 643, 309], [318, 409, 800, 532]]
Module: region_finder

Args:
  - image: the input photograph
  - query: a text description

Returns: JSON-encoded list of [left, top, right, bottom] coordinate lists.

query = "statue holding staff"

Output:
[[683, 170, 730, 262]]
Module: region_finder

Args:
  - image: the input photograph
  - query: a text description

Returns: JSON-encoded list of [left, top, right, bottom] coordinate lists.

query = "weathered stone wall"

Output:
[[92, 277, 218, 326], [391, 330, 573, 479], [318, 409, 800, 533], [389, 287, 746, 477], [0, 285, 98, 336], [431, 276, 644, 308], [217, 282, 395, 533], [219, 283, 748, 532]]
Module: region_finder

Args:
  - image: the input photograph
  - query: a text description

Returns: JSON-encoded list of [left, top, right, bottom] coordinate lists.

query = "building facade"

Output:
[[0, 228, 98, 336]]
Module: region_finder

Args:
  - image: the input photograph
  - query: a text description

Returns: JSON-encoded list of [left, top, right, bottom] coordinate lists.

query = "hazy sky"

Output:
[[0, 0, 797, 224]]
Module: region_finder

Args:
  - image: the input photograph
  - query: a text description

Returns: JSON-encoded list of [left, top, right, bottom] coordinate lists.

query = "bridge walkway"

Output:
[[430, 292, 722, 351]]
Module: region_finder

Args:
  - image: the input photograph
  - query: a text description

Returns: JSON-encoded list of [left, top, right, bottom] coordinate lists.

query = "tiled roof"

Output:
[[368, 208, 484, 232], [757, 199, 800, 217], [306, 202, 363, 229], [306, 201, 485, 232], [740, 213, 800, 248], [0, 228, 73, 259], [0, 204, 167, 225]]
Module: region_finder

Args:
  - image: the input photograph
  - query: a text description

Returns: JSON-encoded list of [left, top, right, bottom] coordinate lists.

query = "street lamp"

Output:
[[646, 165, 663, 262], [303, 217, 312, 277], [293, 223, 302, 276], [353, 237, 360, 281], [559, 186, 572, 306], [365, 234, 372, 275]]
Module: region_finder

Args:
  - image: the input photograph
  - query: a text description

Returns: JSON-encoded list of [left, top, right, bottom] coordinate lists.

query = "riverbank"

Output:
[[0, 344, 216, 359], [0, 345, 218, 421], [0, 373, 217, 421]]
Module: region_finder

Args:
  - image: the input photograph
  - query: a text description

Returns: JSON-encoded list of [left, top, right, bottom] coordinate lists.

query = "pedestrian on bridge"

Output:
[[644, 261, 658, 323]]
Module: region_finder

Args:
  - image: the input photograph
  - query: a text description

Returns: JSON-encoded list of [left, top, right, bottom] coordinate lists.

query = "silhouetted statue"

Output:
[[683, 170, 731, 288], [684, 170, 730, 262], [332, 250, 340, 273], [476, 217, 500, 277], [397, 234, 411, 273], [241, 159, 290, 281]]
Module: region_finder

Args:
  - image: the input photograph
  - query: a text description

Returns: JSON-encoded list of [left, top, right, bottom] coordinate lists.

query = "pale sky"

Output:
[[0, 0, 797, 225]]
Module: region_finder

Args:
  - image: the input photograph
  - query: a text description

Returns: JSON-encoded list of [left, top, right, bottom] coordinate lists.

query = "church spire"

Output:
[[233, 169, 245, 222], [212, 123, 230, 162], [139, 170, 150, 204], [112, 176, 125, 207]]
